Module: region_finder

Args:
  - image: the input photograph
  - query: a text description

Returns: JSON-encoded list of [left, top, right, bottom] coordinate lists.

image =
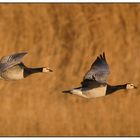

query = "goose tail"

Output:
[[62, 90, 72, 94]]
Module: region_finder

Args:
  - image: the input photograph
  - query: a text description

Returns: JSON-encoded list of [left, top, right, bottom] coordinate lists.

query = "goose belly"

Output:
[[83, 86, 107, 98], [0, 65, 24, 80]]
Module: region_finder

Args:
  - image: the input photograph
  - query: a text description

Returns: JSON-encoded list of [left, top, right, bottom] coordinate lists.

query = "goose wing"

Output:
[[83, 52, 110, 84], [0, 52, 27, 73]]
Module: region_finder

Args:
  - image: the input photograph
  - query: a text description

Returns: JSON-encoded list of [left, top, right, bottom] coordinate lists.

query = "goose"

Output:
[[63, 52, 137, 98], [0, 52, 52, 80]]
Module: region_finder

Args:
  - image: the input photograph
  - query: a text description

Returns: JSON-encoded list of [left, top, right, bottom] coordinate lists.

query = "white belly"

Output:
[[71, 86, 107, 99], [82, 86, 107, 98]]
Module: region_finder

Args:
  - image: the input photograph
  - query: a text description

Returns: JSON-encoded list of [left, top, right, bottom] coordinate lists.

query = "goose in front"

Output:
[[0, 52, 52, 80], [63, 53, 137, 98]]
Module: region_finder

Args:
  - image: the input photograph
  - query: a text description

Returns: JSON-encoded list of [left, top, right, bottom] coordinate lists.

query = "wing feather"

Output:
[[83, 52, 110, 83], [0, 52, 27, 73]]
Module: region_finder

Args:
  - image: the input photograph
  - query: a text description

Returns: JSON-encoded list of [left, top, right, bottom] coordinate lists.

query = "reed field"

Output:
[[0, 4, 139, 136]]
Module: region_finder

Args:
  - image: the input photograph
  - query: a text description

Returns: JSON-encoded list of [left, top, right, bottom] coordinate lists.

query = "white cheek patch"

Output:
[[126, 84, 134, 89], [43, 68, 49, 72]]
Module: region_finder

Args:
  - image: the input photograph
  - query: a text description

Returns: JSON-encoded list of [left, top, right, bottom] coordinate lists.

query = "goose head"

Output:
[[42, 67, 53, 72], [126, 83, 137, 89]]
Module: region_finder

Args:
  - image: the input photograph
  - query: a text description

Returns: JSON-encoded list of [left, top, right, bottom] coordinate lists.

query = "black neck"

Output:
[[106, 84, 127, 95], [24, 67, 43, 77]]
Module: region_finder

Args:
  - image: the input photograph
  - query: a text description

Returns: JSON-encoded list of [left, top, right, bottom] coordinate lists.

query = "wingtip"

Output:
[[99, 52, 105, 59], [12, 51, 27, 55], [103, 52, 106, 60], [16, 52, 28, 56], [100, 54, 103, 59]]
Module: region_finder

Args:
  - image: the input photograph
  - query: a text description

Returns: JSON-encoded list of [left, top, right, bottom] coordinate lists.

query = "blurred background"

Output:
[[0, 4, 139, 136]]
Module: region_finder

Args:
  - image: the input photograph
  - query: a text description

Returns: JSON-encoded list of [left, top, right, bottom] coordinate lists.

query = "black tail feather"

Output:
[[62, 90, 72, 94]]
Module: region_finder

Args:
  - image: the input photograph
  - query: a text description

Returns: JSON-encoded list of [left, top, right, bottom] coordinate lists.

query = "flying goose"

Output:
[[0, 52, 52, 80], [63, 53, 137, 98]]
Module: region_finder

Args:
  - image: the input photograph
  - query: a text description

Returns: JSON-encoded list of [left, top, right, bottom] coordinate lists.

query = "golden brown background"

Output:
[[0, 4, 139, 136]]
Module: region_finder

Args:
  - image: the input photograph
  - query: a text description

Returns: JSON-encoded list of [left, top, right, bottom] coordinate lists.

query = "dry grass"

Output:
[[0, 4, 139, 136]]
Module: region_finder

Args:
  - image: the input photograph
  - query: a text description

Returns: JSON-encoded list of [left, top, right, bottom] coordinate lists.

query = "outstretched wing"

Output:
[[83, 52, 110, 84], [0, 52, 27, 73]]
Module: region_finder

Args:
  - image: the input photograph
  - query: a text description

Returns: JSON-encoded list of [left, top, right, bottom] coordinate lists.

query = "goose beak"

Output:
[[47, 68, 53, 72]]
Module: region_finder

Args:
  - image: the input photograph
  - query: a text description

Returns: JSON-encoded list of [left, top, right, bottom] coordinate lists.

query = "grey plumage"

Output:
[[80, 52, 109, 92], [83, 52, 110, 83], [0, 52, 27, 73], [63, 52, 137, 98], [0, 52, 52, 80]]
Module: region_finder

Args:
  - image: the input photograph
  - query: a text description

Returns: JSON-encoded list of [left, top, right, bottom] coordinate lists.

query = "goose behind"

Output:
[[0, 52, 53, 80]]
